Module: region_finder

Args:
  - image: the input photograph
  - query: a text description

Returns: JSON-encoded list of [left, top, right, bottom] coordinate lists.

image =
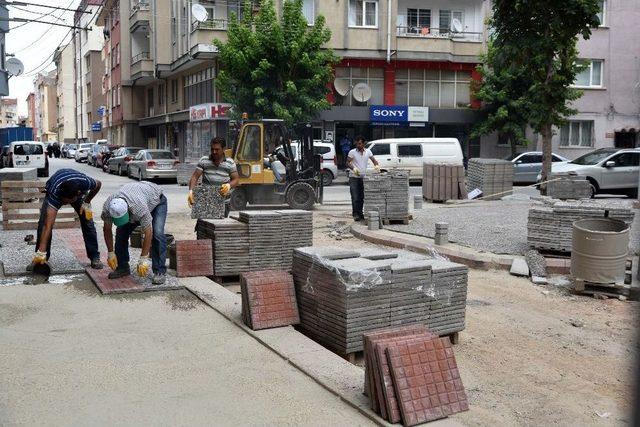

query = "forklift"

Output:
[[226, 119, 324, 210]]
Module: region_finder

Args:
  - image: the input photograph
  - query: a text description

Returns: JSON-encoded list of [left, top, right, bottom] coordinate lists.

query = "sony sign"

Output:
[[369, 105, 409, 123]]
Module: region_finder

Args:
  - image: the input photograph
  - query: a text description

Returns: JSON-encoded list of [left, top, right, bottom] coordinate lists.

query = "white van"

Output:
[[366, 138, 464, 180], [8, 141, 49, 177]]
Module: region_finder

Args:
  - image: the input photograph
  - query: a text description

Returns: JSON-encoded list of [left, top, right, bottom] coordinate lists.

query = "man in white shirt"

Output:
[[347, 135, 379, 221]]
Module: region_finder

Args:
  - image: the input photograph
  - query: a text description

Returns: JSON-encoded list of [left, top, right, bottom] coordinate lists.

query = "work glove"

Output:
[[136, 256, 151, 277], [187, 190, 195, 207], [374, 165, 381, 172], [79, 202, 93, 220], [219, 183, 231, 197], [32, 250, 47, 265], [107, 252, 118, 270], [353, 167, 361, 177]]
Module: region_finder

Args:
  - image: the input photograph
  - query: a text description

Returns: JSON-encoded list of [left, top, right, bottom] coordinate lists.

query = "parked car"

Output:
[[96, 144, 119, 169], [290, 140, 338, 186], [509, 151, 568, 184], [127, 149, 179, 181], [108, 146, 144, 175], [75, 143, 94, 162], [61, 143, 76, 158], [87, 143, 103, 167], [7, 141, 49, 177], [0, 145, 10, 168], [538, 148, 640, 198], [366, 138, 464, 181]]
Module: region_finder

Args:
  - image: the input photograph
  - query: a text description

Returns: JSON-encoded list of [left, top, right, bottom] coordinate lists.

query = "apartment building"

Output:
[[73, 0, 106, 142], [0, 98, 17, 127], [53, 43, 77, 142], [26, 92, 37, 136], [34, 71, 58, 142]]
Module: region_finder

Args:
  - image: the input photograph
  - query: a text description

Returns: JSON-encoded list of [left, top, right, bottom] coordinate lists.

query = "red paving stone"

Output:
[[85, 266, 144, 294], [56, 228, 87, 262], [386, 336, 469, 426], [175, 239, 214, 278], [241, 270, 299, 330]]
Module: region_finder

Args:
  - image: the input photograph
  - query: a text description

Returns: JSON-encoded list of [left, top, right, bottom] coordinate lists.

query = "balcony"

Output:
[[130, 0, 150, 32], [191, 18, 229, 31], [131, 52, 154, 80]]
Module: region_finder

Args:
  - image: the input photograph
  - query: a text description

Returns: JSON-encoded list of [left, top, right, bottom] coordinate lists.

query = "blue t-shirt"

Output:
[[45, 169, 97, 210]]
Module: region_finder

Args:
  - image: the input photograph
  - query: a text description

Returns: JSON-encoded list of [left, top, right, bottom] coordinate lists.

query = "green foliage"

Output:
[[214, 0, 338, 124]]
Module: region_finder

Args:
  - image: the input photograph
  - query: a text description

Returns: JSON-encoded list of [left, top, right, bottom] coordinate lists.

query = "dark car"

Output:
[[108, 146, 145, 175]]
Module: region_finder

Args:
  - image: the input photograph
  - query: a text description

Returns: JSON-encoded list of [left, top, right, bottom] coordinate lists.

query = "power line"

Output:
[[23, 26, 74, 76], [4, 1, 90, 14], [0, 16, 89, 30], [11, 0, 76, 53]]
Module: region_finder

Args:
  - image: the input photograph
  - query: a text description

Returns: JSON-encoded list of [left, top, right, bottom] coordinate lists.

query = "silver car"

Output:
[[510, 151, 568, 183], [74, 143, 94, 162], [108, 146, 144, 176], [127, 149, 178, 181]]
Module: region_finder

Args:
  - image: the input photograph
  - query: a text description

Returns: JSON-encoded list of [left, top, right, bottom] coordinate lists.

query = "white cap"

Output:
[[108, 198, 129, 226]]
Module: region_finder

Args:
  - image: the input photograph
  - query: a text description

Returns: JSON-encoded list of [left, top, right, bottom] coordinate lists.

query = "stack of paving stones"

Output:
[[196, 218, 250, 276], [240, 211, 286, 270], [190, 186, 226, 219], [0, 168, 38, 199], [363, 170, 410, 222], [547, 177, 592, 200], [174, 239, 214, 278], [528, 198, 635, 252], [367, 211, 380, 230], [240, 270, 300, 330], [363, 325, 469, 425], [276, 210, 313, 268], [422, 164, 467, 202], [466, 158, 514, 200], [177, 163, 197, 186], [291, 246, 468, 355]]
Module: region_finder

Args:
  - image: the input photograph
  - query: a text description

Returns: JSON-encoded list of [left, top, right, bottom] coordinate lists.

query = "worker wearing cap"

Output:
[[187, 136, 240, 217], [102, 181, 168, 285], [347, 135, 380, 221], [30, 168, 102, 272]]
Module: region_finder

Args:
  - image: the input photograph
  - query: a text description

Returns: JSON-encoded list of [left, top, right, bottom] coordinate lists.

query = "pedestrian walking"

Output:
[[339, 135, 352, 168], [102, 181, 168, 285], [29, 169, 103, 272], [187, 137, 240, 217], [346, 136, 379, 221]]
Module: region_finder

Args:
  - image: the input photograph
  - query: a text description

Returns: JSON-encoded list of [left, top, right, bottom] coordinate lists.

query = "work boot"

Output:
[[152, 273, 166, 285], [108, 269, 130, 279], [90, 258, 104, 269], [26, 262, 34, 272]]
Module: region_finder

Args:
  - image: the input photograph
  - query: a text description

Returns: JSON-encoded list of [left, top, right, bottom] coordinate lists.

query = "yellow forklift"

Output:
[[226, 119, 324, 210]]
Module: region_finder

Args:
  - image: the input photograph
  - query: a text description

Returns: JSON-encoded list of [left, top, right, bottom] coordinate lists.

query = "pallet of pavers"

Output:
[[422, 163, 467, 202], [466, 158, 514, 200], [364, 169, 410, 224], [291, 246, 468, 357], [196, 218, 250, 277]]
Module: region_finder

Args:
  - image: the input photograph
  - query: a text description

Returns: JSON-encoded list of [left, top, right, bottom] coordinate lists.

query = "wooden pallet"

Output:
[[1, 181, 80, 230], [573, 262, 638, 301]]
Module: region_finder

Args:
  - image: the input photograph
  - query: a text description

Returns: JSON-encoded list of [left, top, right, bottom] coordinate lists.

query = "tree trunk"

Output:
[[510, 136, 517, 159], [540, 123, 553, 196]]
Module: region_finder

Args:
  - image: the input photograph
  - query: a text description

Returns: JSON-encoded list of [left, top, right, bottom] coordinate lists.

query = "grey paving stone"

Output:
[[510, 257, 530, 277]]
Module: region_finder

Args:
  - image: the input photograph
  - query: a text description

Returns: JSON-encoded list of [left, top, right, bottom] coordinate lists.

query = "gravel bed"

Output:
[[389, 200, 640, 256]]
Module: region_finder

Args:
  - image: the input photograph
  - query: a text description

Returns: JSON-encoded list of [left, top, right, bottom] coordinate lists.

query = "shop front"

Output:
[[185, 102, 233, 163]]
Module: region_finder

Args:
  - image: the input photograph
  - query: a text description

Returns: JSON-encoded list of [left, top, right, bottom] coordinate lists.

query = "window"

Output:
[[395, 69, 471, 108], [171, 79, 178, 103], [610, 152, 640, 167], [407, 8, 430, 31], [595, 0, 606, 26], [370, 143, 390, 156], [238, 125, 261, 161], [349, 0, 378, 28], [302, 0, 314, 25], [313, 146, 331, 155], [158, 83, 165, 107], [333, 67, 383, 106], [559, 121, 594, 147], [574, 59, 603, 87], [552, 155, 565, 162], [183, 67, 215, 107], [439, 10, 463, 34], [518, 154, 542, 164], [398, 144, 422, 157], [147, 88, 154, 116]]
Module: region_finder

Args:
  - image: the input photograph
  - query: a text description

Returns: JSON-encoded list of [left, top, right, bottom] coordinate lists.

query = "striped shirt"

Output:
[[197, 156, 237, 186], [101, 182, 163, 230], [45, 168, 97, 210]]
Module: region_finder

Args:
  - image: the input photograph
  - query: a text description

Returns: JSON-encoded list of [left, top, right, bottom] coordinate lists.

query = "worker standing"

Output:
[[29, 169, 103, 271], [187, 137, 240, 217], [347, 136, 379, 221], [102, 181, 168, 285]]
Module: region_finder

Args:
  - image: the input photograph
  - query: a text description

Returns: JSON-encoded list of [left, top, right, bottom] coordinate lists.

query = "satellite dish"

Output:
[[191, 4, 209, 23], [6, 58, 24, 77], [333, 78, 350, 96], [352, 83, 372, 103], [451, 18, 463, 33]]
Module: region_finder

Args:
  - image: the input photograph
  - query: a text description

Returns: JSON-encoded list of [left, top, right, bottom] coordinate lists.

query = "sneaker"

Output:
[[108, 269, 130, 279], [152, 274, 166, 285], [26, 262, 34, 272], [90, 258, 104, 269]]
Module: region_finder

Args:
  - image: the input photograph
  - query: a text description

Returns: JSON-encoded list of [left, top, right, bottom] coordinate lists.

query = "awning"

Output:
[[615, 127, 638, 133]]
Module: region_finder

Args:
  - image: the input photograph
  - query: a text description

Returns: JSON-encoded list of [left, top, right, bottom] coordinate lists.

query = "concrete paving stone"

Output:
[[510, 257, 530, 277], [190, 186, 226, 219], [241, 270, 300, 330]]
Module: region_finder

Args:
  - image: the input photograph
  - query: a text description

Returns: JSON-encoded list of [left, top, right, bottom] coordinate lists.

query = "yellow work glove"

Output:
[[187, 190, 195, 207], [32, 250, 47, 265], [374, 165, 381, 172], [107, 252, 118, 270], [353, 167, 361, 177], [136, 256, 151, 277], [79, 202, 93, 220], [219, 183, 231, 197]]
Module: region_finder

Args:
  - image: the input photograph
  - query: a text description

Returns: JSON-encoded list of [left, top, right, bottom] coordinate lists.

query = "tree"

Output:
[[476, 0, 600, 193], [214, 0, 338, 125]]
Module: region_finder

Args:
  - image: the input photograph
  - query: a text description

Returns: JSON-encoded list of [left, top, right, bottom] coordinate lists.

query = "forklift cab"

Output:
[[233, 120, 287, 185]]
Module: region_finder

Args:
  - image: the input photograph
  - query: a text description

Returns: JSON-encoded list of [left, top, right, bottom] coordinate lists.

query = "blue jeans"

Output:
[[114, 195, 167, 274], [36, 197, 100, 261], [349, 177, 364, 218]]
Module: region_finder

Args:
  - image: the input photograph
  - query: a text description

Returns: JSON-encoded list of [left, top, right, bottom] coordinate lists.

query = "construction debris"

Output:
[[240, 270, 300, 330], [466, 159, 514, 201], [364, 170, 410, 223], [525, 250, 547, 278]]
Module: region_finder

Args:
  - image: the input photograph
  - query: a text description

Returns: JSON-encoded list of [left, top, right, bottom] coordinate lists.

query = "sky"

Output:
[[6, 0, 82, 116]]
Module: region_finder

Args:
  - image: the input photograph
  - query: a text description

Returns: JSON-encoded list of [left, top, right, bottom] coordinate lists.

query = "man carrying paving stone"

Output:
[[347, 136, 380, 221], [29, 168, 103, 272], [187, 137, 239, 217], [101, 181, 168, 285]]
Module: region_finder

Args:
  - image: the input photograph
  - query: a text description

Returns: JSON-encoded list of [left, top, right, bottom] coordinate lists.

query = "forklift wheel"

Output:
[[286, 182, 315, 210], [230, 187, 248, 211]]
